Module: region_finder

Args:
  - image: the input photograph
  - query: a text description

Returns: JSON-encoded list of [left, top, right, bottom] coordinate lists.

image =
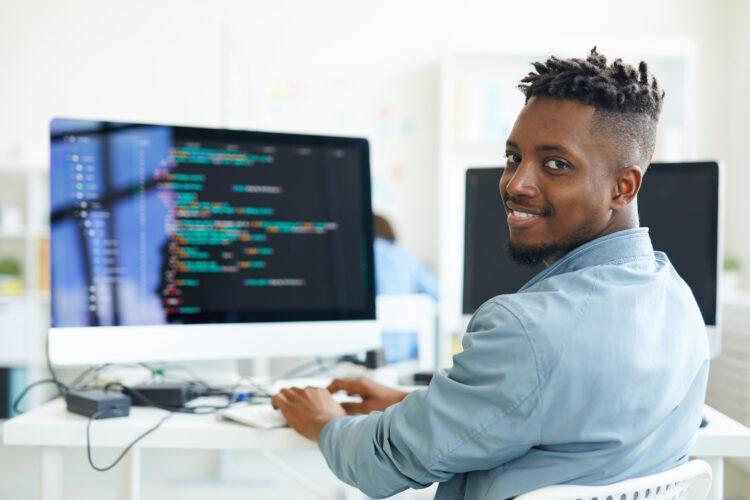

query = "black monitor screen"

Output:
[[50, 119, 375, 327], [462, 163, 718, 326], [639, 162, 718, 326]]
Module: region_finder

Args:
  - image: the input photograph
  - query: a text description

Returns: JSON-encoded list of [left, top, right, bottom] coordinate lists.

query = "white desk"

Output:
[[4, 402, 750, 500]]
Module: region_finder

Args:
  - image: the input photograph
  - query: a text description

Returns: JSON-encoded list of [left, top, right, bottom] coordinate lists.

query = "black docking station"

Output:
[[65, 389, 131, 419], [125, 382, 200, 408]]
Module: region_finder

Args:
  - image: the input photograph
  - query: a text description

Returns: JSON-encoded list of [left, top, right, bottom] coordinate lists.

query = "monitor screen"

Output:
[[462, 163, 719, 327], [639, 162, 719, 326], [49, 119, 377, 363]]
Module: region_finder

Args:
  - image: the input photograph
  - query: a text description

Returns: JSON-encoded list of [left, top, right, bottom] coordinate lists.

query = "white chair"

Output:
[[515, 460, 712, 500]]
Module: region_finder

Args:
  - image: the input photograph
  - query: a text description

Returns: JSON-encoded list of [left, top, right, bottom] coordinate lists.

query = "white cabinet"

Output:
[[0, 161, 49, 367]]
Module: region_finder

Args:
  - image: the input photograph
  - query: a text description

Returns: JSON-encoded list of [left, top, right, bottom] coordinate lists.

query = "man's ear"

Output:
[[611, 165, 642, 210]]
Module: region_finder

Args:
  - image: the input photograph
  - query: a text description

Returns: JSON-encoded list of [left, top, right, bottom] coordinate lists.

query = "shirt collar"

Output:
[[519, 227, 654, 292]]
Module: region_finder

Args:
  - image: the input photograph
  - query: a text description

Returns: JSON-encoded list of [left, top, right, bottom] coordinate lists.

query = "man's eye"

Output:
[[505, 153, 521, 166], [544, 159, 570, 170]]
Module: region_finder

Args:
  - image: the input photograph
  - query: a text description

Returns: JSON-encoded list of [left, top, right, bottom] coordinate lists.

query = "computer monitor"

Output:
[[462, 162, 721, 354], [49, 119, 379, 365], [640, 162, 721, 354]]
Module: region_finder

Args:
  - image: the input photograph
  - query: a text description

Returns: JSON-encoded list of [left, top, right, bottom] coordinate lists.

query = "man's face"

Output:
[[501, 97, 619, 266]]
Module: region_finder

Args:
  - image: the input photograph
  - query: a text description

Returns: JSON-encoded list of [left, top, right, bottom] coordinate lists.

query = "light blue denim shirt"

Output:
[[319, 228, 709, 499]]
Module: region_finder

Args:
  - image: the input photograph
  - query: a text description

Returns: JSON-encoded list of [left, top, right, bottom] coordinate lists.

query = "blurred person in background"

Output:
[[373, 213, 438, 300]]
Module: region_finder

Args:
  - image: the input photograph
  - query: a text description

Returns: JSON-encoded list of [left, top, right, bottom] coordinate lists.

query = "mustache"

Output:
[[503, 195, 553, 217]]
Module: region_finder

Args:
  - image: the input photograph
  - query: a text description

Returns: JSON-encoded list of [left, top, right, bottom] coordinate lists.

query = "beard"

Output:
[[506, 240, 568, 267], [506, 218, 600, 267]]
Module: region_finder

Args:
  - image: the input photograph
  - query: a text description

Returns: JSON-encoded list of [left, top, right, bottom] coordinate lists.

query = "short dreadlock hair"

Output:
[[518, 47, 665, 172]]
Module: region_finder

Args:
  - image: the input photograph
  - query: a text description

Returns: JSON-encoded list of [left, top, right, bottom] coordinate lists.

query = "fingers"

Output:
[[280, 388, 298, 399], [276, 386, 328, 403], [273, 386, 304, 408], [271, 391, 289, 410], [326, 378, 350, 393], [329, 378, 362, 392], [327, 378, 368, 396]]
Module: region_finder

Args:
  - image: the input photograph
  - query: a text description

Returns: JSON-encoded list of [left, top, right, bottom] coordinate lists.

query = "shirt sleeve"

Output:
[[318, 299, 545, 498]]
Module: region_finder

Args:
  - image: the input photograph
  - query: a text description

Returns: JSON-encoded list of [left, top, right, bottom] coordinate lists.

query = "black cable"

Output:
[[83, 371, 232, 472], [11, 379, 59, 415], [296, 356, 355, 378], [86, 410, 172, 472], [280, 356, 340, 380], [12, 334, 92, 415], [68, 365, 103, 389], [12, 358, 238, 472], [141, 362, 213, 390], [232, 377, 274, 399], [158, 363, 274, 400], [44, 335, 68, 395], [11, 364, 109, 415], [17, 356, 297, 416], [69, 364, 110, 391], [279, 357, 322, 379]]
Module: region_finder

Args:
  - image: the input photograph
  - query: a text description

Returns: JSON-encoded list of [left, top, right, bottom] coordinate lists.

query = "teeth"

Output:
[[513, 210, 537, 219]]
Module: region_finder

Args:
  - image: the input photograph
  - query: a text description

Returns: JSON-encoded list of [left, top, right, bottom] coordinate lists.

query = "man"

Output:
[[272, 48, 709, 499]]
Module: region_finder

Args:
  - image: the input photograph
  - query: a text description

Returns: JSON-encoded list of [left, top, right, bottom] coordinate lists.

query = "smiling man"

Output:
[[272, 49, 709, 499]]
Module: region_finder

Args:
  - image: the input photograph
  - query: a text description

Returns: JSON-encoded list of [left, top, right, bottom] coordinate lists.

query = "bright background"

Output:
[[2, 0, 750, 278], [1, 1, 750, 499]]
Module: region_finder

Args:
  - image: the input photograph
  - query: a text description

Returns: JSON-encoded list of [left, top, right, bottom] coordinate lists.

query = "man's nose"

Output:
[[505, 163, 539, 198]]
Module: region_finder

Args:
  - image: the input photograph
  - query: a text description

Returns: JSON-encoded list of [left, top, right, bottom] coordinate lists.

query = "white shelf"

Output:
[[25, 227, 49, 239], [0, 227, 49, 239], [0, 164, 48, 174], [0, 160, 49, 368], [0, 293, 50, 304], [0, 230, 25, 239]]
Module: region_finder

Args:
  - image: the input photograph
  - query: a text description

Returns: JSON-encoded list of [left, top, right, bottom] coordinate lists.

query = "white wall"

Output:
[[0, 0, 746, 282]]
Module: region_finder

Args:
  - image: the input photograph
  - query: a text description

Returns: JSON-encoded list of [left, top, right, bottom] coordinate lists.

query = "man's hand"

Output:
[[327, 378, 408, 414], [271, 386, 346, 442]]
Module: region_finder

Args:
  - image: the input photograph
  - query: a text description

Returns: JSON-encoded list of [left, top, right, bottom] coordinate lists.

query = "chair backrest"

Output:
[[514, 460, 712, 500]]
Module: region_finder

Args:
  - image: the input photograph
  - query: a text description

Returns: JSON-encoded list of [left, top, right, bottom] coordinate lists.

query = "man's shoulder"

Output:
[[476, 258, 667, 339], [484, 267, 602, 329]]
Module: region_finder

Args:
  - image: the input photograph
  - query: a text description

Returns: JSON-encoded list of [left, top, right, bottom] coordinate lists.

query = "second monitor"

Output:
[[462, 162, 721, 352]]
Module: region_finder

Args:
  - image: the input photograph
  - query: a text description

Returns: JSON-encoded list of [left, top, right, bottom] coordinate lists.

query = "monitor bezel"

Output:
[[49, 320, 380, 365]]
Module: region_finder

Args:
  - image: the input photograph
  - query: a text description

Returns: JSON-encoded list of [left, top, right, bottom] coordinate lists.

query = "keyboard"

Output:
[[218, 404, 287, 429], [217, 390, 362, 429]]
